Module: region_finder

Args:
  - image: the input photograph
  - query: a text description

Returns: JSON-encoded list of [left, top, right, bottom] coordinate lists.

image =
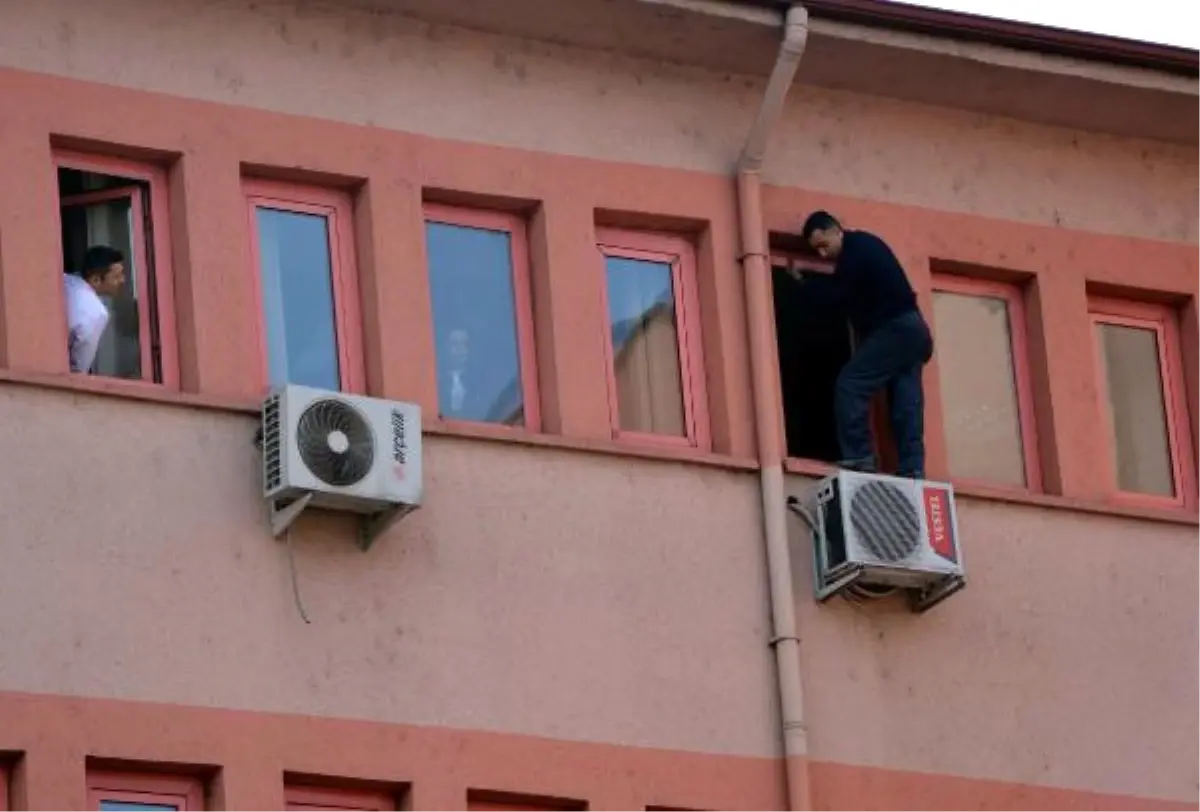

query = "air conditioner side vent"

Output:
[[263, 393, 283, 493]]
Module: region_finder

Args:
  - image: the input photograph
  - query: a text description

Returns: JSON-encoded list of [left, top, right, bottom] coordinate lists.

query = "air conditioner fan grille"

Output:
[[296, 398, 375, 487], [849, 480, 921, 562]]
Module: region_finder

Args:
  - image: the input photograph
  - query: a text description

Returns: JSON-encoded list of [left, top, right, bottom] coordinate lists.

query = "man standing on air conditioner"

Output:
[[63, 245, 125, 375], [794, 211, 934, 479]]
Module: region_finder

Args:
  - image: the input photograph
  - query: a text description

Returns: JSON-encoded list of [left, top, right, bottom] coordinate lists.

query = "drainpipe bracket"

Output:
[[738, 250, 771, 262]]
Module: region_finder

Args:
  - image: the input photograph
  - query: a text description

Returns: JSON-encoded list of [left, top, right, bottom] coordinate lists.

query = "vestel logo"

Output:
[[922, 487, 956, 563]]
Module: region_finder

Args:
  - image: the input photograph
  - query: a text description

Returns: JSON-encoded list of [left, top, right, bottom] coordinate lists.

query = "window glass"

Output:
[[254, 207, 341, 390], [933, 290, 1027, 486], [604, 254, 685, 437], [1096, 322, 1174, 496], [99, 802, 177, 811], [426, 221, 526, 426]]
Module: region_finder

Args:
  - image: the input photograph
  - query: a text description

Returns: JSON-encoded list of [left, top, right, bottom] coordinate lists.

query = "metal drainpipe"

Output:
[[736, 5, 811, 810]]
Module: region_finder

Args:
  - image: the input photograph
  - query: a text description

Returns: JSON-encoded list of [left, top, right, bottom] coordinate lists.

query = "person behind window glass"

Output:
[[438, 327, 485, 420], [796, 211, 934, 479], [63, 245, 125, 374]]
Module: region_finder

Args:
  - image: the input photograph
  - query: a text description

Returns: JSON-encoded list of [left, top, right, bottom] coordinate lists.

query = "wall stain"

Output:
[[57, 19, 76, 48]]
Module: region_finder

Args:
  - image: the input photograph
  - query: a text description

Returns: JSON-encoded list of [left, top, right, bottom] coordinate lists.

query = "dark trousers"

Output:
[[834, 310, 934, 478]]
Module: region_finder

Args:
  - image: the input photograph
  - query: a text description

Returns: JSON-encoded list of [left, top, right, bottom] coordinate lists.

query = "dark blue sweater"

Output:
[[828, 230, 918, 337]]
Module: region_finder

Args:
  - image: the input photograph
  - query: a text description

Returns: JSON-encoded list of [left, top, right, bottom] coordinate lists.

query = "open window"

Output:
[[771, 241, 891, 468], [772, 250, 847, 463], [56, 151, 176, 386]]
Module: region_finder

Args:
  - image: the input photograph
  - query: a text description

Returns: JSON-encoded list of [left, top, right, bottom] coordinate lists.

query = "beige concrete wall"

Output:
[[0, 0, 1193, 243]]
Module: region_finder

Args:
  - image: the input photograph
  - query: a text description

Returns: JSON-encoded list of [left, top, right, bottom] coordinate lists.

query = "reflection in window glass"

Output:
[[426, 221, 525, 425], [99, 802, 178, 811], [1097, 322, 1174, 497], [254, 207, 341, 390], [605, 255, 685, 437], [933, 291, 1027, 486]]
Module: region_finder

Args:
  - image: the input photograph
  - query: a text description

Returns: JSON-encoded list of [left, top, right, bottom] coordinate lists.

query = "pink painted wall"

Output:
[[0, 384, 777, 758], [0, 0, 1194, 808]]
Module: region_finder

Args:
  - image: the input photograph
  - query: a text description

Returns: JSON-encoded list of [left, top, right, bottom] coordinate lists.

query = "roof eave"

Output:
[[740, 0, 1199, 77]]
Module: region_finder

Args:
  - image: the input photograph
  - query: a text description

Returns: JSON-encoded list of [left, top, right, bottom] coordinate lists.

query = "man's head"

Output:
[[79, 246, 126, 296], [800, 210, 844, 260], [446, 327, 470, 370]]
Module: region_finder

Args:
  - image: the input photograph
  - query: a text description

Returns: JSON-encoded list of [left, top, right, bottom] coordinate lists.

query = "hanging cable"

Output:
[[284, 529, 312, 624]]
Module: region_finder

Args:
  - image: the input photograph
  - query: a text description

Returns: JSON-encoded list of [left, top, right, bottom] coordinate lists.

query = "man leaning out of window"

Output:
[[63, 245, 125, 374]]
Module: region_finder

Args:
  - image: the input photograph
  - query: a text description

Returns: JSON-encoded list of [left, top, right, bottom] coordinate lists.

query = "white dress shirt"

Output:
[[63, 274, 110, 374], [450, 370, 466, 412]]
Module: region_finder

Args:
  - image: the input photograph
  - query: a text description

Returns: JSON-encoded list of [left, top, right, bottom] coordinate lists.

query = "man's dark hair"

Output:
[[79, 246, 124, 280], [800, 210, 840, 243]]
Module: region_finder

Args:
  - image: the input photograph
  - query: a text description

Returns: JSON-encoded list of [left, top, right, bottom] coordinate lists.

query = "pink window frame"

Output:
[[244, 179, 365, 395], [285, 783, 395, 811], [596, 228, 710, 450], [931, 275, 1043, 492], [87, 770, 204, 810], [423, 204, 541, 433], [770, 253, 835, 276], [1088, 296, 1195, 510], [54, 150, 179, 389]]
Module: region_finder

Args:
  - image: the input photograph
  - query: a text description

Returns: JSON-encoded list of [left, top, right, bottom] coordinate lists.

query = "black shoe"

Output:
[[837, 457, 877, 474]]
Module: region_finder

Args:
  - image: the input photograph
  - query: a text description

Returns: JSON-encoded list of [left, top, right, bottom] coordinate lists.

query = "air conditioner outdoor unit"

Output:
[[799, 470, 966, 613], [261, 384, 423, 550]]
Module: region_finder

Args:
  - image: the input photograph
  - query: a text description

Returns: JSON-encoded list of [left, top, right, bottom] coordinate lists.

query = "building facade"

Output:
[[0, 0, 1196, 809]]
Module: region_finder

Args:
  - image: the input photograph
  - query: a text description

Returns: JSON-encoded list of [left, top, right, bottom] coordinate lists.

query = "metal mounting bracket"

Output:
[[909, 574, 967, 614], [357, 504, 415, 552], [269, 492, 314, 538], [269, 492, 414, 552]]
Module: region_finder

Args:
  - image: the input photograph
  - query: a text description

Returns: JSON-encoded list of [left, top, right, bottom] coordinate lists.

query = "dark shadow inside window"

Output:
[[772, 261, 852, 463]]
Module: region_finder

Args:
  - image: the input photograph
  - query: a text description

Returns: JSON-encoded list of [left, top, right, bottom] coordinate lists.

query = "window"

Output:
[[1090, 298, 1193, 506], [56, 151, 176, 386], [87, 771, 203, 811], [0, 761, 8, 811], [245, 179, 363, 393], [596, 229, 708, 448], [932, 276, 1040, 489], [772, 253, 847, 463], [468, 791, 580, 810], [771, 251, 894, 467], [285, 783, 396, 811], [424, 205, 539, 429]]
